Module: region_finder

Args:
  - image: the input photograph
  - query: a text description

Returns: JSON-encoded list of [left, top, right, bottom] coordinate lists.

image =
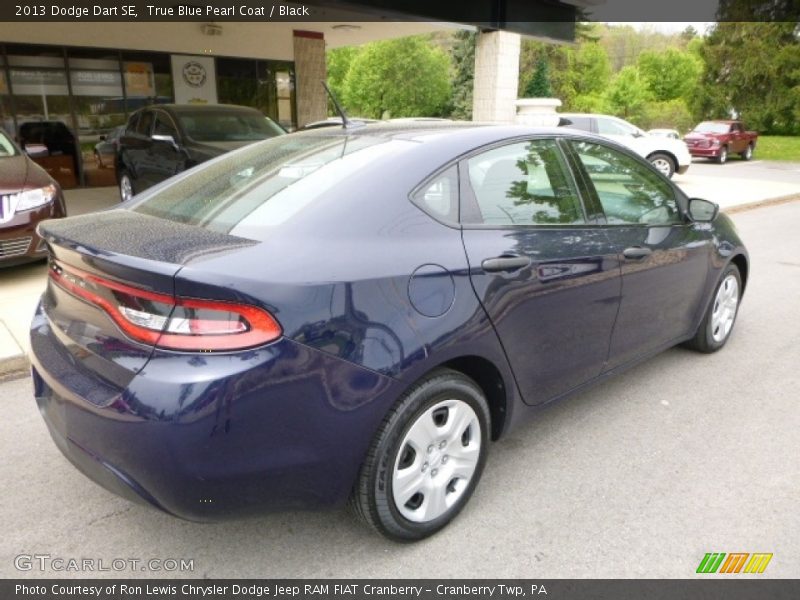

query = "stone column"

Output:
[[472, 30, 521, 123], [293, 30, 327, 128]]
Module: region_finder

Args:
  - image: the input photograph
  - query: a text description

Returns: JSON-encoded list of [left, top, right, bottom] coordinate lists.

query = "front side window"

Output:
[[463, 139, 584, 226], [135, 111, 153, 136], [570, 141, 681, 225], [153, 113, 178, 139]]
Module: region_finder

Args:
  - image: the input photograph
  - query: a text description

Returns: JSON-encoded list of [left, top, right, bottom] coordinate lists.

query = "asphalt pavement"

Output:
[[1, 199, 798, 579]]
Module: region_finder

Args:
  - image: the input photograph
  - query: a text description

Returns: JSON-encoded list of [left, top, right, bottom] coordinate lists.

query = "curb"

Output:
[[723, 192, 800, 214], [0, 353, 30, 382]]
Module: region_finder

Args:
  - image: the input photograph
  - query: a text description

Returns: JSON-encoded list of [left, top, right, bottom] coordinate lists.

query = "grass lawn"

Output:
[[755, 136, 800, 161]]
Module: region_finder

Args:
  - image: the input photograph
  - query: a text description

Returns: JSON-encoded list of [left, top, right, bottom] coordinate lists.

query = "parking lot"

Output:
[[1, 188, 798, 578]]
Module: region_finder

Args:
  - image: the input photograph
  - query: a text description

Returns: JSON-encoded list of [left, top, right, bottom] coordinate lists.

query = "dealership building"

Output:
[[0, 0, 581, 189]]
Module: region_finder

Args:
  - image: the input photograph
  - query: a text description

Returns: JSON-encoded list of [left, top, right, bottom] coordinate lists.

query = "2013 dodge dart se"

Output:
[[30, 123, 748, 541]]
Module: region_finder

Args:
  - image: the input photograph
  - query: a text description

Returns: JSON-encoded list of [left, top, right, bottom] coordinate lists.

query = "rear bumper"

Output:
[[30, 303, 397, 520], [676, 164, 690, 175]]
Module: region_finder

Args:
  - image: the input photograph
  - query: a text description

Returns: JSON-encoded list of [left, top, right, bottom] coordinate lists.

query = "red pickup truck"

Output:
[[683, 120, 758, 164]]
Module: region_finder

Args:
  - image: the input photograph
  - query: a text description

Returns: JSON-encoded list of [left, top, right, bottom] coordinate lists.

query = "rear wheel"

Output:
[[684, 263, 742, 353], [119, 170, 134, 203], [716, 146, 728, 164], [740, 143, 754, 161], [350, 368, 490, 541], [649, 153, 676, 178]]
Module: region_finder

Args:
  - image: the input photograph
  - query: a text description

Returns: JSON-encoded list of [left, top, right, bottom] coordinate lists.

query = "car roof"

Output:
[[289, 120, 612, 150]]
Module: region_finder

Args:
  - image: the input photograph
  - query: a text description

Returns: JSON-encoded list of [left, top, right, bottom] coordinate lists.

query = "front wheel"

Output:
[[716, 146, 728, 164], [350, 369, 490, 541], [740, 143, 754, 161], [649, 153, 676, 178], [684, 264, 742, 353], [119, 170, 134, 203]]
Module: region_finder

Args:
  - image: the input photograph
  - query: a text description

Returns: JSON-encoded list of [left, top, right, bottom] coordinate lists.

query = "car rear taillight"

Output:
[[48, 262, 281, 351]]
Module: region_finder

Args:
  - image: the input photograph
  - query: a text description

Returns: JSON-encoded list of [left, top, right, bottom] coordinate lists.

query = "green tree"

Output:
[[574, 43, 612, 96], [697, 22, 800, 133], [640, 98, 694, 133], [342, 36, 452, 119], [326, 46, 360, 115], [604, 66, 652, 121], [524, 57, 553, 98], [637, 48, 702, 102]]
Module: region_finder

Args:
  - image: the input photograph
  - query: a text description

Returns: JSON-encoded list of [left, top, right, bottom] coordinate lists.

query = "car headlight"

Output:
[[14, 184, 57, 212]]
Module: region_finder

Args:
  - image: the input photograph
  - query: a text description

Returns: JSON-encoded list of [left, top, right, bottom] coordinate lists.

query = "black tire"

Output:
[[648, 153, 676, 178], [350, 368, 490, 541], [684, 263, 742, 353], [740, 143, 754, 161], [716, 145, 728, 164]]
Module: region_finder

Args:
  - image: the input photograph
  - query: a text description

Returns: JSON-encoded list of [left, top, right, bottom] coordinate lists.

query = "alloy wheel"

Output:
[[651, 157, 673, 178], [710, 274, 739, 343], [120, 174, 133, 202]]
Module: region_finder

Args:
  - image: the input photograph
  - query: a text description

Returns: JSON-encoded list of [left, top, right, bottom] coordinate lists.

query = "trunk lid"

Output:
[[36, 209, 257, 387]]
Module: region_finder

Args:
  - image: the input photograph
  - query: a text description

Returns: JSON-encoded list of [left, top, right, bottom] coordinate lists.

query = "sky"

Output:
[[606, 22, 715, 35]]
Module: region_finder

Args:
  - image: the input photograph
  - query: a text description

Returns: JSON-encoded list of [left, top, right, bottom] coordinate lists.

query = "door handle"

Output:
[[622, 246, 652, 260], [481, 255, 531, 273]]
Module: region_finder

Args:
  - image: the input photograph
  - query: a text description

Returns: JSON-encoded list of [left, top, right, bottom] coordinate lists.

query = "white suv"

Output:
[[558, 113, 691, 178]]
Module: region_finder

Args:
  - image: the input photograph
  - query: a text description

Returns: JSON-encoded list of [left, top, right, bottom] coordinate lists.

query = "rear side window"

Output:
[[411, 166, 458, 223], [125, 113, 139, 135], [559, 116, 592, 131], [463, 139, 584, 226]]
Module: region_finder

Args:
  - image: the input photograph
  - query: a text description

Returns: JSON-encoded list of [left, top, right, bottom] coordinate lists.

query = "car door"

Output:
[[729, 123, 745, 153], [565, 139, 712, 371], [148, 110, 186, 186], [460, 137, 622, 405]]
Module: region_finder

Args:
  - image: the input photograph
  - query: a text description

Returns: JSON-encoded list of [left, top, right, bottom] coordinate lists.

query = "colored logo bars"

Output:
[[697, 553, 773, 574]]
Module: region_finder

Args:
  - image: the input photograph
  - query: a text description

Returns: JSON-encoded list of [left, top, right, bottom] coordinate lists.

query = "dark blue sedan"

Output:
[[30, 123, 748, 541]]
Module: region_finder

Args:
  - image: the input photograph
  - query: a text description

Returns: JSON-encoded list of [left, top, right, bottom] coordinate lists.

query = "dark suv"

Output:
[[116, 104, 285, 201]]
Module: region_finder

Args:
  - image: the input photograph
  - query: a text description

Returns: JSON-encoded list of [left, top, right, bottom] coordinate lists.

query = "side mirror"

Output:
[[98, 134, 107, 141], [688, 198, 719, 222], [151, 134, 179, 150]]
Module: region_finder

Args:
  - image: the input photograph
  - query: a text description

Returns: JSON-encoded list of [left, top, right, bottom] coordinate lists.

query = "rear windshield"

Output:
[[177, 110, 285, 142], [129, 133, 397, 236]]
